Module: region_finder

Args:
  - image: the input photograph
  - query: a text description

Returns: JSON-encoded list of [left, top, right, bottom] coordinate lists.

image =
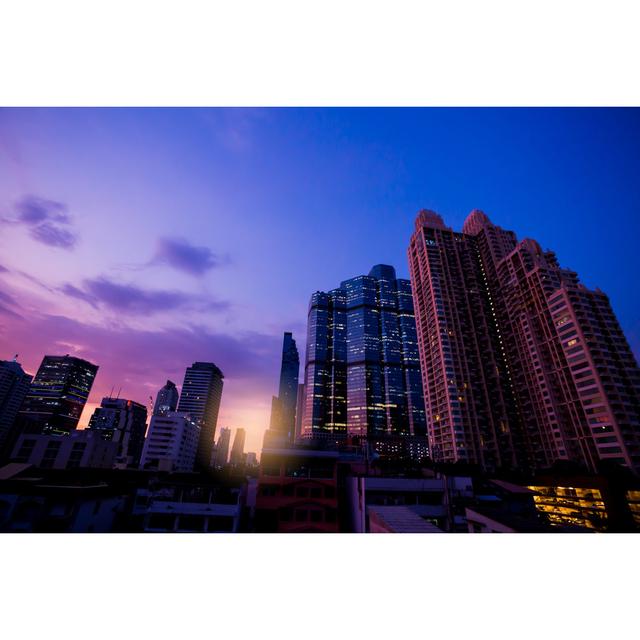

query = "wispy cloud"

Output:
[[4, 195, 78, 250], [153, 236, 224, 276], [0, 290, 22, 319], [61, 276, 229, 316], [198, 108, 270, 153]]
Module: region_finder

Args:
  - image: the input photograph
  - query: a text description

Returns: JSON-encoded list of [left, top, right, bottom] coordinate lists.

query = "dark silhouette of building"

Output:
[[301, 264, 427, 448], [0, 357, 32, 458], [17, 354, 98, 436], [408, 209, 640, 475], [153, 380, 179, 415], [87, 397, 148, 467], [229, 428, 246, 465], [177, 362, 224, 469], [212, 426, 231, 469], [268, 333, 299, 442], [10, 429, 118, 470]]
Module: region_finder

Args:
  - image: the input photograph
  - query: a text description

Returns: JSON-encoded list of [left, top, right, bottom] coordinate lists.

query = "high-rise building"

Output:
[[268, 333, 300, 441], [177, 362, 224, 469], [212, 426, 231, 469], [301, 264, 427, 445], [294, 383, 305, 442], [408, 208, 640, 474], [87, 397, 148, 467], [140, 411, 200, 473], [229, 428, 246, 465], [0, 357, 33, 457], [153, 380, 179, 416], [17, 355, 98, 436]]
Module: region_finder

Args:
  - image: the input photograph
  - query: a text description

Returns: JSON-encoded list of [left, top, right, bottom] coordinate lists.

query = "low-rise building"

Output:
[[10, 430, 118, 470]]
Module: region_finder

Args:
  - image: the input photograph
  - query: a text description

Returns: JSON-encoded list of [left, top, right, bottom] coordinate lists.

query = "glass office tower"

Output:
[[17, 354, 98, 435], [301, 264, 427, 445]]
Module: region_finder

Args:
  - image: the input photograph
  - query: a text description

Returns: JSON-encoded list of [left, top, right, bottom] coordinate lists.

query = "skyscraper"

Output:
[[294, 383, 305, 442], [177, 362, 224, 469], [0, 357, 33, 457], [408, 208, 640, 474], [17, 354, 98, 436], [87, 397, 148, 467], [229, 427, 246, 465], [153, 380, 179, 416], [267, 332, 299, 444], [212, 426, 231, 469], [301, 264, 427, 445]]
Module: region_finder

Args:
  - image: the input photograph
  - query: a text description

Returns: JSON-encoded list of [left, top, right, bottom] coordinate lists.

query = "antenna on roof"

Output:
[[116, 387, 121, 399], [13, 354, 18, 362]]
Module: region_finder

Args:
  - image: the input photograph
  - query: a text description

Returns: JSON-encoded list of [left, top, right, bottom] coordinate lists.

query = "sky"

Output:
[[0, 107, 639, 453]]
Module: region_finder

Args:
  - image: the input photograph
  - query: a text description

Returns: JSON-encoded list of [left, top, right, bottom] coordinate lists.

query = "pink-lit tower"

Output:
[[407, 210, 525, 471], [409, 208, 640, 475]]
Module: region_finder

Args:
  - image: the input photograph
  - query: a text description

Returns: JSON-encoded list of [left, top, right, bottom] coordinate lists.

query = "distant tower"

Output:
[[153, 380, 179, 416], [229, 428, 246, 465], [212, 426, 231, 469], [17, 354, 98, 435], [177, 362, 224, 469], [0, 357, 33, 458]]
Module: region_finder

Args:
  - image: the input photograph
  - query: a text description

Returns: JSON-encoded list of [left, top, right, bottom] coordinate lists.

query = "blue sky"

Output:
[[1, 107, 638, 450]]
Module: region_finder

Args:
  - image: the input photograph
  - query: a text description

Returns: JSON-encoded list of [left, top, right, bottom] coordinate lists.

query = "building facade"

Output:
[[301, 264, 427, 446], [176, 362, 224, 469], [11, 429, 118, 470], [408, 208, 640, 474], [0, 357, 33, 457], [17, 355, 98, 436], [87, 397, 148, 467], [140, 412, 200, 473]]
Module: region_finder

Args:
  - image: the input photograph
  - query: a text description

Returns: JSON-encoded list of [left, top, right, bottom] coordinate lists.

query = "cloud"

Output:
[[0, 264, 9, 273], [197, 108, 270, 153], [61, 276, 229, 315], [0, 312, 281, 403], [6, 195, 78, 250], [16, 196, 69, 225], [0, 290, 22, 319], [154, 237, 223, 276], [29, 221, 77, 249]]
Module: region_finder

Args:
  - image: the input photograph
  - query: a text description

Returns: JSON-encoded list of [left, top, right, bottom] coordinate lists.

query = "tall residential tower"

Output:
[[408, 209, 640, 474]]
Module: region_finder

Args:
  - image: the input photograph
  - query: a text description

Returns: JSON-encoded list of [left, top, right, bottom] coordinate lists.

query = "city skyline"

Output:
[[1, 108, 639, 452]]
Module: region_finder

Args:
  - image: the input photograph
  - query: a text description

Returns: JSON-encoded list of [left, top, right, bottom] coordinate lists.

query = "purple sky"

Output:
[[1, 108, 639, 452]]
